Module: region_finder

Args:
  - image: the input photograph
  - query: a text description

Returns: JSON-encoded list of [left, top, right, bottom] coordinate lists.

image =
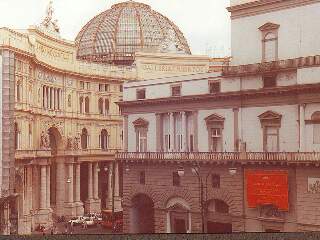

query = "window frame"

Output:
[[171, 84, 182, 97], [259, 23, 280, 63], [136, 88, 146, 100], [173, 172, 181, 187], [209, 81, 221, 94]]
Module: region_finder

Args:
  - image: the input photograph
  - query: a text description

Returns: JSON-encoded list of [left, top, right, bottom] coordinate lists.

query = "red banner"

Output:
[[246, 170, 289, 211]]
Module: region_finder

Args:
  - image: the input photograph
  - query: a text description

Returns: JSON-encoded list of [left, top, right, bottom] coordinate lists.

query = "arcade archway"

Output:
[[130, 194, 155, 233]]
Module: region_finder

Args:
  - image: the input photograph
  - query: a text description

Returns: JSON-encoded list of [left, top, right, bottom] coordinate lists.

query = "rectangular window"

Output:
[[212, 174, 220, 188], [265, 126, 278, 152], [137, 130, 147, 152], [209, 82, 221, 94], [139, 171, 145, 185], [173, 172, 180, 186], [210, 128, 222, 152], [105, 84, 109, 92], [136, 89, 146, 100], [120, 85, 123, 92], [174, 114, 183, 152], [171, 85, 181, 97], [263, 75, 277, 88], [314, 124, 320, 144], [99, 84, 104, 92], [86, 82, 90, 90], [80, 81, 84, 89], [163, 114, 170, 151]]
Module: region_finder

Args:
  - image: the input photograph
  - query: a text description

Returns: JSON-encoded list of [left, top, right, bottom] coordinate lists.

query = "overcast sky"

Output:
[[0, 0, 231, 56]]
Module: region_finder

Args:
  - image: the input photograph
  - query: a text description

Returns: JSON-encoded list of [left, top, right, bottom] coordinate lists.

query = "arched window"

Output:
[[105, 99, 109, 116], [16, 80, 22, 102], [29, 123, 32, 148], [79, 96, 84, 114], [81, 128, 88, 149], [68, 94, 72, 107], [85, 97, 90, 114], [207, 199, 229, 214], [98, 98, 104, 115], [100, 129, 108, 150]]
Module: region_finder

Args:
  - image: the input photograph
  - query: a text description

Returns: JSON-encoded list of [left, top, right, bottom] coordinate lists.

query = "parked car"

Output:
[[68, 216, 85, 225], [82, 217, 96, 227]]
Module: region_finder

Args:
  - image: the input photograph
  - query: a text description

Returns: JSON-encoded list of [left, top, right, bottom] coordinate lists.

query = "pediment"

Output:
[[258, 22, 280, 31], [258, 111, 282, 121], [133, 118, 149, 128], [205, 113, 225, 123]]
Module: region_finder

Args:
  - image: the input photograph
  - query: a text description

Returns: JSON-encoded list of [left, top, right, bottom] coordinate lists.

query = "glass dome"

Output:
[[75, 1, 191, 65]]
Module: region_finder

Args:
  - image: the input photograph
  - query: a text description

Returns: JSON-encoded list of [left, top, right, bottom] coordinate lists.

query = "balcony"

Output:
[[222, 55, 320, 77], [116, 152, 320, 164], [15, 149, 51, 160]]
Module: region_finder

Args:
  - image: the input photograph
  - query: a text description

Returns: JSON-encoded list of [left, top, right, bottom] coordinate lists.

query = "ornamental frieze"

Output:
[[35, 41, 73, 63], [41, 119, 65, 137]]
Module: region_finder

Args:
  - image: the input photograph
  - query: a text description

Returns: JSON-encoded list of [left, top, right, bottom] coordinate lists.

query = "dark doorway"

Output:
[[207, 221, 232, 234], [174, 219, 187, 233], [131, 194, 155, 233], [80, 163, 88, 204]]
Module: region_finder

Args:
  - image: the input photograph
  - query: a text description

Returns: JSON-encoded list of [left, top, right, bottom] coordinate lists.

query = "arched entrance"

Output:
[[47, 127, 63, 210], [130, 194, 155, 233], [205, 199, 232, 234], [166, 197, 191, 233]]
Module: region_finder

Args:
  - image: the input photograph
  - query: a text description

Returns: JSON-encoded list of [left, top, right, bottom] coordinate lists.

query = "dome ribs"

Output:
[[75, 1, 191, 65]]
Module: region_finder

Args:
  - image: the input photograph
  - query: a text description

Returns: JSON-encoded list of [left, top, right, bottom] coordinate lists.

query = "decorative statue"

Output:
[[73, 136, 80, 150], [40, 131, 50, 149], [159, 28, 184, 54], [40, 0, 60, 34], [66, 137, 73, 150]]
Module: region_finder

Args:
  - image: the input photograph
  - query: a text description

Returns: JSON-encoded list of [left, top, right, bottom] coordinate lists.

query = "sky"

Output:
[[0, 0, 231, 56]]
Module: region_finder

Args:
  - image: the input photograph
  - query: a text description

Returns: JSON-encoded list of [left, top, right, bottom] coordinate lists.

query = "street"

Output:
[[32, 222, 113, 235]]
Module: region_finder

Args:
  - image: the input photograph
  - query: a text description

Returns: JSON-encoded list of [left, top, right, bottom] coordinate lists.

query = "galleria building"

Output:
[[0, 0, 319, 235]]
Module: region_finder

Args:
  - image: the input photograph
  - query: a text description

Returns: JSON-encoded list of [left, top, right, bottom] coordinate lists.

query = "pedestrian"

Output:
[[70, 222, 74, 234], [83, 220, 88, 229], [64, 223, 68, 235]]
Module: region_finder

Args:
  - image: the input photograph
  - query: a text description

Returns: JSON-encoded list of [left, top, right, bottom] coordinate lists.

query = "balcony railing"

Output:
[[222, 55, 320, 77], [116, 152, 320, 163]]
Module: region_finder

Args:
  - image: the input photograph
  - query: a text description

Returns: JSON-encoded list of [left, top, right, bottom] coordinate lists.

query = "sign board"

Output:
[[246, 170, 289, 211]]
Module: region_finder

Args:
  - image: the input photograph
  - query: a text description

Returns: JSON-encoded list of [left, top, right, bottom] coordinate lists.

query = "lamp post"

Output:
[[179, 165, 238, 233]]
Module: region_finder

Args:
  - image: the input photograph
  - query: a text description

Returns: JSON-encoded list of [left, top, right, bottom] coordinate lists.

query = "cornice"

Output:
[[118, 83, 320, 109], [227, 0, 320, 19], [1, 45, 127, 82]]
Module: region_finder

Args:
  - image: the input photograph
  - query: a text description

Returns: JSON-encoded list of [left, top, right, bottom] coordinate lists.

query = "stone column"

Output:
[[169, 112, 175, 152], [40, 165, 47, 209], [53, 88, 56, 110], [156, 113, 162, 152], [93, 163, 99, 199], [300, 104, 306, 152], [46, 165, 50, 209], [192, 111, 199, 152], [56, 161, 65, 215], [114, 162, 121, 210], [75, 163, 81, 202], [68, 164, 74, 203], [182, 112, 187, 152], [87, 163, 93, 200], [107, 162, 113, 209]]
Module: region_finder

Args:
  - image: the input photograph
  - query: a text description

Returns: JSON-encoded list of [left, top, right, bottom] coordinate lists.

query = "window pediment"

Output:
[[259, 110, 282, 127], [133, 118, 149, 128], [205, 113, 225, 128], [258, 22, 280, 32]]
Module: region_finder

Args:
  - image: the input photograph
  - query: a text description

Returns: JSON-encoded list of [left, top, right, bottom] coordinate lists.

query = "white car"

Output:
[[82, 217, 96, 227], [68, 216, 85, 225]]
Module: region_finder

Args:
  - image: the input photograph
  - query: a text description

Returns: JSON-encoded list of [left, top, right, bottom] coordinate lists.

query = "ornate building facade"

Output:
[[0, 0, 224, 235], [117, 0, 320, 234]]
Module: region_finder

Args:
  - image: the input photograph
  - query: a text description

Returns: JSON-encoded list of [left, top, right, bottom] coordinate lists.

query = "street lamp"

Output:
[[66, 178, 71, 183]]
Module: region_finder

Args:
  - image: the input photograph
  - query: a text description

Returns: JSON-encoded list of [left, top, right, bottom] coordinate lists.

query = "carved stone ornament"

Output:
[[40, 131, 51, 150], [73, 136, 80, 150], [308, 178, 320, 194], [65, 136, 80, 150]]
